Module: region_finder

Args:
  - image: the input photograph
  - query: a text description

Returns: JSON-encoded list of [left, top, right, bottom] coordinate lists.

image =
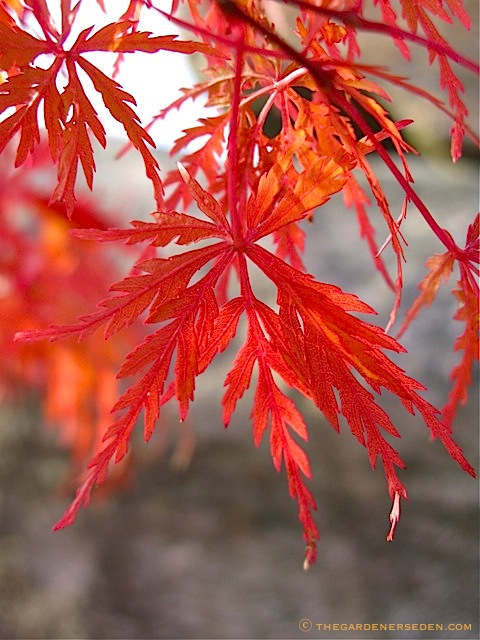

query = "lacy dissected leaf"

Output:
[[6, 0, 479, 569], [0, 7, 226, 215]]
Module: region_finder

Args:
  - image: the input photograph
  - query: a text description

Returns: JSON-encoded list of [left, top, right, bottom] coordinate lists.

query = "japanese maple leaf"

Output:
[[4, 0, 477, 569], [16, 157, 475, 567], [0, 1, 223, 214]]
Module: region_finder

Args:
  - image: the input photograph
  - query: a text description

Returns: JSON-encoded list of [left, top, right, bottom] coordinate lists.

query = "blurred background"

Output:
[[0, 1, 478, 639]]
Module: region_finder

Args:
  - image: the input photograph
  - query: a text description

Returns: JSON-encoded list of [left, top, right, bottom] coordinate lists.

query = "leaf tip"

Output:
[[52, 514, 73, 531], [386, 491, 402, 541], [303, 540, 317, 570], [177, 161, 188, 182], [14, 329, 40, 343]]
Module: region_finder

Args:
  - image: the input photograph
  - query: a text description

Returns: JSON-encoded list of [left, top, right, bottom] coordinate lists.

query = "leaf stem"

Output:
[[228, 29, 246, 244]]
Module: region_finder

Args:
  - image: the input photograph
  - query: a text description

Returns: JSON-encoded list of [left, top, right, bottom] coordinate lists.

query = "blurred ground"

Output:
[[0, 4, 479, 639]]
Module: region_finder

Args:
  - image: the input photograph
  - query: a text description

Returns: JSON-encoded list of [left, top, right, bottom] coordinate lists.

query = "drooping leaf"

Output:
[[6, 0, 478, 568]]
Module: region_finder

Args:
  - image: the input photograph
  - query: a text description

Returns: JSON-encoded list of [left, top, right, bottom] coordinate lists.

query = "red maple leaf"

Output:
[[6, 0, 479, 567], [18, 159, 476, 566], [0, 2, 223, 214]]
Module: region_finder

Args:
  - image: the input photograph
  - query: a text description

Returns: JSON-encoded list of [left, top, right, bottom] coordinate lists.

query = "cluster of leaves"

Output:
[[1, 0, 478, 567]]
